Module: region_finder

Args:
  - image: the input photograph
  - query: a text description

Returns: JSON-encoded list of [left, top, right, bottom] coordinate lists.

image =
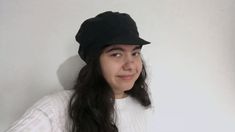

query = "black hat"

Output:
[[75, 11, 150, 62]]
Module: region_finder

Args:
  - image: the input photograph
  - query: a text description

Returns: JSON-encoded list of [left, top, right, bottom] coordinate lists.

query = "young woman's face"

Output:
[[100, 44, 143, 98]]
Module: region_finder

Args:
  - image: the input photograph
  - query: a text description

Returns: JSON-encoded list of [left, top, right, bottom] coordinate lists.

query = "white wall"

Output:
[[1, 0, 235, 131]]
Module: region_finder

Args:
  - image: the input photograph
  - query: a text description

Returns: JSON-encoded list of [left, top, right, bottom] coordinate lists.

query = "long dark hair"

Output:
[[68, 50, 151, 132]]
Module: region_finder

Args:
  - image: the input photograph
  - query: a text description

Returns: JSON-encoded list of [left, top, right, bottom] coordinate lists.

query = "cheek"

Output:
[[136, 59, 143, 73], [100, 59, 119, 80], [102, 63, 114, 78]]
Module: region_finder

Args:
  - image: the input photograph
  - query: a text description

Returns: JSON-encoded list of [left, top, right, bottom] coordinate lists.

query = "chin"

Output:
[[119, 83, 135, 91]]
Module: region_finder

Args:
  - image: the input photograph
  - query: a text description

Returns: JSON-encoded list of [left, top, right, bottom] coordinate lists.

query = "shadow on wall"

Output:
[[57, 55, 85, 90]]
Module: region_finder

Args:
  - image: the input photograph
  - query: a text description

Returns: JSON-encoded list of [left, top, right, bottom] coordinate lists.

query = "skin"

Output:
[[100, 44, 143, 99]]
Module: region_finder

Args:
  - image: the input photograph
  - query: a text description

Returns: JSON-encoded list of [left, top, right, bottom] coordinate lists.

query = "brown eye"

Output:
[[110, 53, 122, 57], [132, 51, 141, 57]]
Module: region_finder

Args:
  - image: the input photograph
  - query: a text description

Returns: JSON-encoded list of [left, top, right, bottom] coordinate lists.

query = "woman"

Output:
[[6, 11, 152, 132]]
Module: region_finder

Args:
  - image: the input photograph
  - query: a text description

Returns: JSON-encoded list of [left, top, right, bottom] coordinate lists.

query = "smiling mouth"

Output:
[[117, 75, 134, 80]]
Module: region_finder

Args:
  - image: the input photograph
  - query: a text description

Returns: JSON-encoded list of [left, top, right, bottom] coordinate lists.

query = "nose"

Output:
[[122, 55, 134, 71]]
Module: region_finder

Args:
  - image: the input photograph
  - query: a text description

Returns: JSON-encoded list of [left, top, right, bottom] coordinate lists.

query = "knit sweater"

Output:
[[5, 90, 153, 132]]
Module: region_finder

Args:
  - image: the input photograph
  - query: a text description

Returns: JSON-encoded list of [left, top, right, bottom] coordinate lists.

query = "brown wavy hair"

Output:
[[68, 49, 151, 132]]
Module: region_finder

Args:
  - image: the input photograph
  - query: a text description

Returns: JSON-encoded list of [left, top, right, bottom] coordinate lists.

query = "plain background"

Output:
[[1, 0, 235, 131]]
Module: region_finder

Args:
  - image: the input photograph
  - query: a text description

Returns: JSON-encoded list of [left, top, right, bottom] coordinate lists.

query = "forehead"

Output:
[[103, 44, 142, 51]]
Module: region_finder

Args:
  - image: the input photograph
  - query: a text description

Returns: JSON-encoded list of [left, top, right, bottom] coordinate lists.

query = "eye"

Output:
[[132, 51, 141, 57], [110, 53, 122, 57]]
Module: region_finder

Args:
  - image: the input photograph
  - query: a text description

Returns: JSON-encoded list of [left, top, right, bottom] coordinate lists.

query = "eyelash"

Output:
[[132, 52, 141, 56], [110, 53, 122, 57], [110, 51, 141, 57]]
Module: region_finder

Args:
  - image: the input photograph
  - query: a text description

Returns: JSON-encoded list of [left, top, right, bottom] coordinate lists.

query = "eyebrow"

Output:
[[105, 45, 142, 53]]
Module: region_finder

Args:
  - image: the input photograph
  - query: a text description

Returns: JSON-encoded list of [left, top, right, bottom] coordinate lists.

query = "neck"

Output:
[[115, 93, 128, 99]]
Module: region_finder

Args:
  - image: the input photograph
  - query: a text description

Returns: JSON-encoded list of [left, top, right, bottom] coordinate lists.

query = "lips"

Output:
[[117, 74, 134, 80]]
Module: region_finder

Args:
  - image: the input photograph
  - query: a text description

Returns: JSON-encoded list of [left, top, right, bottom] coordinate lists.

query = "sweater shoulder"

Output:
[[32, 90, 73, 111], [6, 90, 74, 132], [32, 90, 73, 131], [27, 90, 73, 121]]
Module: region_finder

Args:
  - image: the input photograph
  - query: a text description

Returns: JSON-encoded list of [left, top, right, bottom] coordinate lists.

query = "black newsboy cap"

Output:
[[75, 11, 150, 62]]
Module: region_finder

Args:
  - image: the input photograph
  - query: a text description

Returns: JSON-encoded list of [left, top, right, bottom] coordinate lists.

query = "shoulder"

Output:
[[115, 96, 152, 114], [31, 90, 74, 115], [127, 96, 152, 111], [23, 89, 74, 124], [121, 96, 155, 121], [115, 96, 155, 132], [31, 90, 74, 130], [5, 90, 74, 132], [45, 89, 73, 105]]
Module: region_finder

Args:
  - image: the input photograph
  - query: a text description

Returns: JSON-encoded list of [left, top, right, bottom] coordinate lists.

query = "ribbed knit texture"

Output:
[[5, 90, 152, 132]]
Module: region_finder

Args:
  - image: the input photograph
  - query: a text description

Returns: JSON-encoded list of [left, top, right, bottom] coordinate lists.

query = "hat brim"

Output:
[[106, 35, 150, 46]]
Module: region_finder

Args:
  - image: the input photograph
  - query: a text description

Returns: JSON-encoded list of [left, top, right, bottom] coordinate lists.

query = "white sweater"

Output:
[[5, 90, 153, 132]]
